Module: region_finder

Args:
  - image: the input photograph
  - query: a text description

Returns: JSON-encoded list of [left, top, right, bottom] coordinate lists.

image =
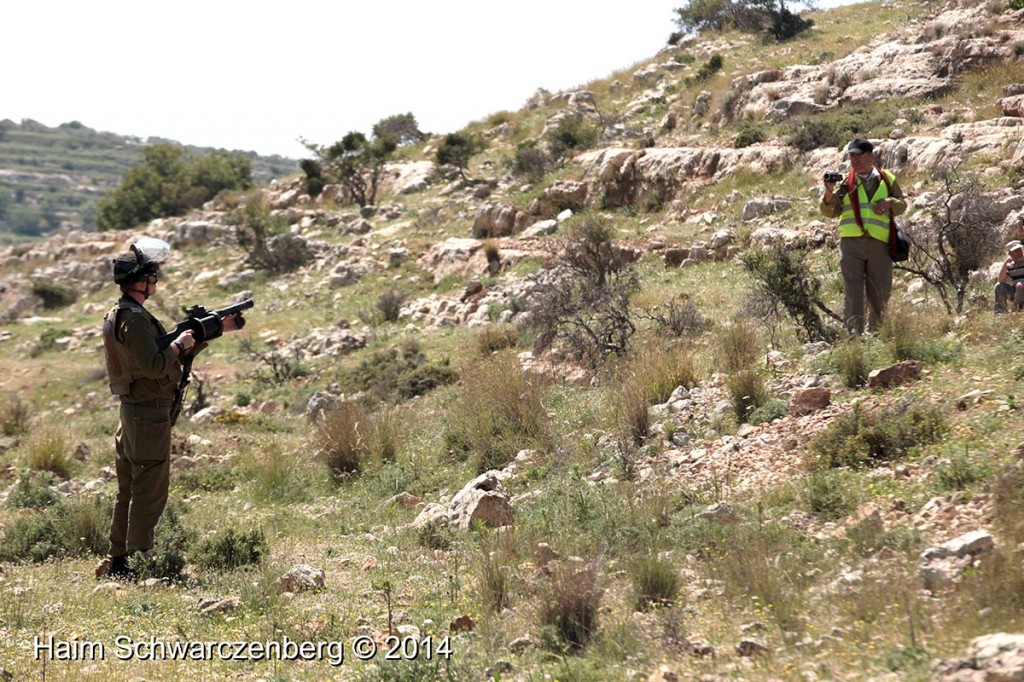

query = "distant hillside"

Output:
[[0, 118, 297, 242]]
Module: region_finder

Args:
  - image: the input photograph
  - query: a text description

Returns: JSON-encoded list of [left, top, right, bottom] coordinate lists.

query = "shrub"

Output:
[[726, 368, 770, 423], [694, 54, 724, 81], [476, 324, 520, 355], [97, 144, 251, 230], [511, 141, 550, 182], [0, 496, 112, 563], [23, 426, 75, 479], [0, 393, 31, 436], [834, 337, 868, 388], [304, 131, 396, 207], [741, 246, 840, 343], [240, 438, 319, 505], [229, 199, 311, 274], [315, 401, 371, 476], [31, 281, 77, 309], [803, 470, 856, 520], [416, 523, 456, 551], [341, 340, 457, 402], [6, 470, 59, 509], [529, 215, 639, 368], [787, 117, 842, 152], [734, 124, 766, 148], [809, 401, 947, 470], [377, 289, 406, 323], [547, 115, 601, 158], [300, 158, 325, 198], [443, 352, 550, 473], [240, 338, 309, 386], [643, 296, 707, 337], [880, 304, 961, 364], [935, 453, 985, 491], [128, 504, 193, 582], [436, 132, 484, 178], [748, 398, 788, 425], [191, 528, 267, 571], [715, 320, 761, 374], [539, 561, 603, 651], [630, 554, 682, 611], [478, 532, 516, 612]]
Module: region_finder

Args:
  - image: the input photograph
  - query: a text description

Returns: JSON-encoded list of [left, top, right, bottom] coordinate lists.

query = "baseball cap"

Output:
[[847, 138, 874, 155], [1008, 240, 1023, 252]]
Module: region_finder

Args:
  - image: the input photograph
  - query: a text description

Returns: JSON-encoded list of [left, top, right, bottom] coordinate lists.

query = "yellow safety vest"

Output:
[[838, 170, 894, 244]]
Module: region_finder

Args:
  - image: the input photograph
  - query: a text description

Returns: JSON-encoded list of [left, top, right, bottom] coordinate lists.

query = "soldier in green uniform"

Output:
[[97, 238, 240, 580]]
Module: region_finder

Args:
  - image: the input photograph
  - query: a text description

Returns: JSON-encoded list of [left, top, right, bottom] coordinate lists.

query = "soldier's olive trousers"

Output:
[[840, 236, 892, 335], [109, 403, 172, 558]]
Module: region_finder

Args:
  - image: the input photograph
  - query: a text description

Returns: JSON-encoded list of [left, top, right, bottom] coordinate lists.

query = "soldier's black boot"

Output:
[[106, 554, 138, 582]]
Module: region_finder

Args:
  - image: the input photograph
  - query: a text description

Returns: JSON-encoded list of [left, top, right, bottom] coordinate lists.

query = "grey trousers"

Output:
[[840, 236, 892, 335], [993, 281, 1024, 313]]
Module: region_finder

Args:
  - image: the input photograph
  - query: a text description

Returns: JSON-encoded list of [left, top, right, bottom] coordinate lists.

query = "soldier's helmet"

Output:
[[111, 237, 171, 285]]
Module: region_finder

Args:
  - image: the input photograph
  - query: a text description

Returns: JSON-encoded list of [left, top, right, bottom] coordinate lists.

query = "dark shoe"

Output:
[[106, 555, 138, 582]]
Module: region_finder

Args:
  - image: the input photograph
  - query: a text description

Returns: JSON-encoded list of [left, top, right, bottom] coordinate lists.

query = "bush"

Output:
[[315, 402, 405, 477], [0, 393, 31, 436], [748, 398, 788, 425], [0, 496, 112, 563], [734, 124, 766, 148], [31, 281, 77, 309], [478, 532, 516, 612], [191, 528, 267, 571], [377, 289, 406, 323], [511, 141, 550, 182], [726, 368, 770, 423], [436, 132, 484, 178], [547, 115, 601, 157], [787, 117, 842, 152], [97, 144, 251, 230], [229, 199, 311, 274], [880, 305, 961, 364], [529, 215, 640, 368], [476, 324, 520, 355], [694, 53, 724, 81], [240, 439, 319, 505], [6, 470, 59, 509], [341, 340, 457, 402], [128, 504, 193, 582], [715, 320, 761, 374], [643, 296, 707, 337], [809, 401, 947, 470], [539, 561, 603, 651], [443, 352, 550, 473], [803, 470, 856, 520], [936, 453, 985, 491], [23, 426, 75, 479], [834, 337, 868, 388], [630, 555, 682, 611], [740, 246, 839, 343]]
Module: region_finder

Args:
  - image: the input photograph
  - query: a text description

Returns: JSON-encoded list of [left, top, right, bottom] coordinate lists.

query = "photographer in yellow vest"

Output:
[[820, 138, 907, 335]]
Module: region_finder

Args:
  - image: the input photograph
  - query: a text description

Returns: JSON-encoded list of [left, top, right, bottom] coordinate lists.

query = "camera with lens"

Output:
[[823, 171, 844, 183]]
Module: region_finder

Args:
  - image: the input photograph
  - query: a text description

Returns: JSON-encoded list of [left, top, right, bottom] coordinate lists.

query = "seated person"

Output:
[[995, 240, 1024, 313]]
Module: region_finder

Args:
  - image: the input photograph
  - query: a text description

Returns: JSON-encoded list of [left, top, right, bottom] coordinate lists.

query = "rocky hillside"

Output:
[[0, 118, 296, 242], [2, 0, 1024, 680]]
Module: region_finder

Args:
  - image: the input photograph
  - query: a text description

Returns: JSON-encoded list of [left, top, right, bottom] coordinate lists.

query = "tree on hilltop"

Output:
[[301, 131, 397, 208], [435, 133, 484, 180], [372, 113, 425, 146], [675, 0, 813, 41]]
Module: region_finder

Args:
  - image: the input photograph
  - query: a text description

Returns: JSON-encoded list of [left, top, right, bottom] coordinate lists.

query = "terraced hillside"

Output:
[[0, 119, 295, 242]]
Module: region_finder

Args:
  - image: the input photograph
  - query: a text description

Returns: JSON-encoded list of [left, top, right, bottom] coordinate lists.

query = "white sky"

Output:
[[4, 0, 858, 160]]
